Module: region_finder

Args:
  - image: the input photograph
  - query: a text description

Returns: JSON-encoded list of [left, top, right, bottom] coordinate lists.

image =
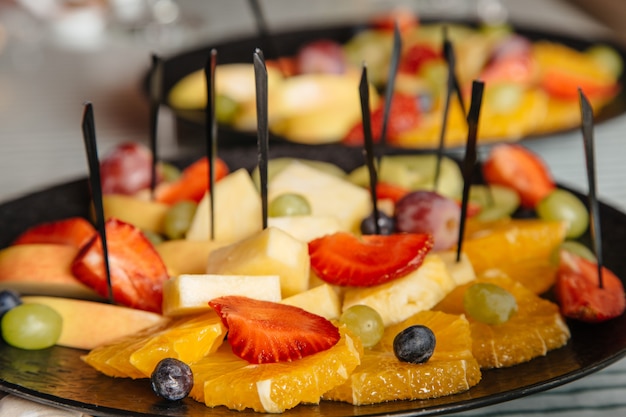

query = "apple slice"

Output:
[[21, 296, 169, 350]]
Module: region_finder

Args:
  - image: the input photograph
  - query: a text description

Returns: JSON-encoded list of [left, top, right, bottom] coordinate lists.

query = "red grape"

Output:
[[296, 40, 347, 75], [100, 142, 158, 195], [394, 191, 460, 251]]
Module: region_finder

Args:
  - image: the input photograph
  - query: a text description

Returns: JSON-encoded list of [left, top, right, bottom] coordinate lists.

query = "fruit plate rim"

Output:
[[150, 18, 626, 150], [1, 145, 626, 416]]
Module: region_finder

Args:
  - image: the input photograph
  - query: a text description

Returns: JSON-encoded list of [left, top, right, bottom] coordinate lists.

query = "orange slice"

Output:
[[461, 218, 566, 293], [190, 326, 362, 413], [434, 272, 570, 368], [82, 313, 225, 378], [323, 310, 481, 405]]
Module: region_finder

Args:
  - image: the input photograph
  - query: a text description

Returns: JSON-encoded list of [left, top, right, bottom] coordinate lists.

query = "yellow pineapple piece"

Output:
[[342, 254, 456, 326], [206, 227, 310, 297], [434, 272, 570, 368], [323, 310, 480, 405], [190, 326, 363, 413]]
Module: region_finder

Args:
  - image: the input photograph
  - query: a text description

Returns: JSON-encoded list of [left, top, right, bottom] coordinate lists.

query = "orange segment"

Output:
[[323, 310, 481, 405], [434, 272, 570, 369], [461, 218, 566, 293], [190, 326, 362, 413], [82, 313, 225, 378]]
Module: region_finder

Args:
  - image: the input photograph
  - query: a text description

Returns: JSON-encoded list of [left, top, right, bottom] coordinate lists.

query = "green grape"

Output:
[[587, 45, 623, 78], [215, 94, 240, 125], [268, 193, 311, 217], [536, 189, 589, 239], [551, 240, 597, 265], [1, 303, 62, 350], [340, 305, 385, 348], [469, 184, 521, 221], [464, 283, 518, 325], [159, 162, 181, 182], [163, 200, 198, 240], [485, 83, 524, 115], [142, 229, 165, 246]]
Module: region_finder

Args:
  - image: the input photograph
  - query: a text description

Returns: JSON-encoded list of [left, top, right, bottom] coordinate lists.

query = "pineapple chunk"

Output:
[[268, 161, 371, 233], [162, 274, 282, 317], [268, 215, 342, 242], [342, 254, 456, 326], [206, 227, 310, 297], [437, 251, 477, 286], [281, 284, 341, 320], [186, 169, 262, 242]]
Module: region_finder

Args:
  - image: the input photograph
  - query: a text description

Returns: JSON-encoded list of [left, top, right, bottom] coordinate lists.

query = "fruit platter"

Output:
[[0, 138, 626, 417], [162, 15, 626, 149]]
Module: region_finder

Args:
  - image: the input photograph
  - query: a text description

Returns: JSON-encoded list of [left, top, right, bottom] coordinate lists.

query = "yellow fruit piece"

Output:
[[461, 218, 566, 288], [190, 326, 363, 413], [82, 313, 225, 378], [156, 239, 229, 276], [533, 41, 616, 81], [434, 272, 570, 369], [324, 310, 480, 405], [99, 194, 169, 234]]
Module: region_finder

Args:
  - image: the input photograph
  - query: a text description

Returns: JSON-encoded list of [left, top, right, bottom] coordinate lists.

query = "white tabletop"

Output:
[[1, 1, 625, 416]]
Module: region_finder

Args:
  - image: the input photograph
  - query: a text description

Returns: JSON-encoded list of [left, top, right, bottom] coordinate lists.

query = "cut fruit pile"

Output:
[[1, 141, 624, 414], [167, 14, 623, 148]]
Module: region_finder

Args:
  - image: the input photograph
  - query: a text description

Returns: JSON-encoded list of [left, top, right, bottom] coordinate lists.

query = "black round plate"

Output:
[[1, 144, 626, 416], [154, 21, 626, 149]]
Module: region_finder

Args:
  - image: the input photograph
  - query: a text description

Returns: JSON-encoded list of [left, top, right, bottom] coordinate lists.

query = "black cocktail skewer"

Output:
[[359, 65, 381, 235], [435, 27, 467, 191], [457, 81, 485, 263], [579, 88, 604, 288], [247, 0, 287, 76], [81, 103, 114, 304], [254, 48, 269, 229], [149, 54, 163, 199], [379, 22, 402, 153], [205, 48, 218, 240]]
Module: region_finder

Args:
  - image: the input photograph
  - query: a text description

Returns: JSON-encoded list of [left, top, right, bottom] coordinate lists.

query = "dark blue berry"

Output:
[[151, 358, 194, 401], [0, 290, 22, 319], [360, 211, 395, 235], [393, 325, 436, 364]]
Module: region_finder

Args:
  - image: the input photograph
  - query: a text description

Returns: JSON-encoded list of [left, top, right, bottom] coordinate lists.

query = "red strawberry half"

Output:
[[555, 251, 626, 323], [71, 218, 169, 313], [12, 217, 96, 249], [209, 296, 340, 364], [308, 232, 433, 287]]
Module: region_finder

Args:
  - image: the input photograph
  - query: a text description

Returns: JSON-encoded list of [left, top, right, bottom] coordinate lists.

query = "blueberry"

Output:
[[393, 325, 436, 364], [360, 211, 395, 235], [151, 358, 194, 401], [0, 290, 22, 319]]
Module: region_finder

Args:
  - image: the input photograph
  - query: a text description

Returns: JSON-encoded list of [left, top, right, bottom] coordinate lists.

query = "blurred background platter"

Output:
[[154, 21, 626, 149]]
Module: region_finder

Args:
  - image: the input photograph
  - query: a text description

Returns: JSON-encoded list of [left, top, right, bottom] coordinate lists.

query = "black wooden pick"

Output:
[[579, 88, 604, 288], [81, 103, 114, 304], [247, 0, 286, 76], [359, 65, 381, 235], [435, 27, 467, 191], [254, 48, 269, 229], [380, 21, 402, 151], [149, 54, 163, 199], [205, 48, 218, 240], [456, 81, 485, 262]]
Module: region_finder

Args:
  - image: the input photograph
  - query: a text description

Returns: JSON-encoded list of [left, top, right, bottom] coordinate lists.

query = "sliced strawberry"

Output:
[[308, 232, 433, 287], [155, 157, 229, 205], [555, 251, 626, 323], [71, 218, 168, 313], [209, 296, 340, 364], [399, 44, 441, 75], [342, 93, 421, 146], [12, 217, 96, 249], [482, 144, 556, 209], [541, 68, 619, 101], [375, 182, 411, 204]]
